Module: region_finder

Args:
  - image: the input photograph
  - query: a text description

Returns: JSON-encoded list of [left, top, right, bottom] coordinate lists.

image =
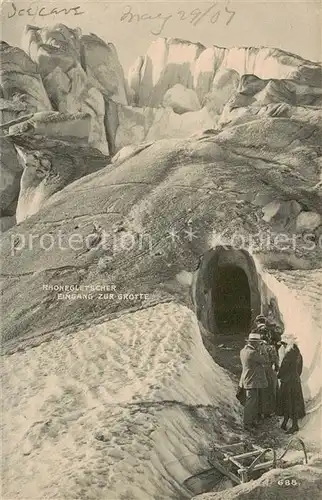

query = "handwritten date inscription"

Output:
[[120, 2, 236, 36]]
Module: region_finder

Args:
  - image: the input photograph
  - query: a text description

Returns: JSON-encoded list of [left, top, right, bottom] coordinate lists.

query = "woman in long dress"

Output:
[[276, 333, 306, 434]]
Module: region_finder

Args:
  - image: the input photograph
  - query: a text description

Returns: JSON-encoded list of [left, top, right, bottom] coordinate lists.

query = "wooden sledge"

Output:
[[183, 438, 308, 494]]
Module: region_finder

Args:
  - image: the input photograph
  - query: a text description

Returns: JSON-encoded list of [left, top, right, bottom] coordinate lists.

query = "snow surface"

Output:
[[2, 302, 241, 499]]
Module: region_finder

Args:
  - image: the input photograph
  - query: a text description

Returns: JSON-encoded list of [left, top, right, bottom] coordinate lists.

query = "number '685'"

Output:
[[278, 479, 298, 486]]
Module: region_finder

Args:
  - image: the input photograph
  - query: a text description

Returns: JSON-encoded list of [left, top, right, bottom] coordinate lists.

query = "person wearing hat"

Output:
[[276, 333, 305, 434], [239, 332, 268, 431], [267, 322, 283, 355], [252, 314, 267, 331], [277, 335, 287, 366], [257, 324, 279, 417], [254, 314, 282, 354]]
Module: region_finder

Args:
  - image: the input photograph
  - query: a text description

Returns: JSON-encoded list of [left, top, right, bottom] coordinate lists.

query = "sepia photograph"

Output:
[[0, 0, 321, 498]]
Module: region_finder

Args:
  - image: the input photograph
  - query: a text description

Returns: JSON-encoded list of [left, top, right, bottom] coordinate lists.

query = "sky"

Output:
[[1, 0, 321, 73]]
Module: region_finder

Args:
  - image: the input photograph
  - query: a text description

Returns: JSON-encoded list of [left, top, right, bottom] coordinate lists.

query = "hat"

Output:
[[256, 324, 267, 332], [280, 333, 297, 344], [255, 315, 267, 324], [248, 333, 262, 341]]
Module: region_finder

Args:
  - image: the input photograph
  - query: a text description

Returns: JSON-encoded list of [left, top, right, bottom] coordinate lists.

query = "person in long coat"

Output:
[[257, 326, 279, 417], [276, 333, 305, 434], [239, 332, 268, 431]]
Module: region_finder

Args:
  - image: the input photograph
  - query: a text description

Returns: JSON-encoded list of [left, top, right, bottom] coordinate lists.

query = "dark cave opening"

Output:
[[213, 264, 252, 335], [194, 245, 261, 338]]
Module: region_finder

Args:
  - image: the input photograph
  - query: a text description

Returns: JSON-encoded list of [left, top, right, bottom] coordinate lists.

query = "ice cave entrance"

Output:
[[195, 246, 261, 335], [214, 264, 251, 334]]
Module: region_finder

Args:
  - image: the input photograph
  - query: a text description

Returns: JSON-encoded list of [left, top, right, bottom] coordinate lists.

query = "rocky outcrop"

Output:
[[9, 111, 109, 223]]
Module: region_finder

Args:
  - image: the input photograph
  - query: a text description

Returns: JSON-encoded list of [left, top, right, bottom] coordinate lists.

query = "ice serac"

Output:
[[193, 47, 218, 103], [0, 37, 52, 218], [0, 137, 23, 214], [9, 111, 109, 223], [162, 84, 201, 114], [217, 69, 322, 129], [145, 106, 214, 141], [81, 33, 128, 105], [22, 24, 110, 155], [0, 215, 16, 232], [112, 104, 214, 150], [129, 39, 322, 108], [235, 74, 321, 107], [208, 45, 322, 84], [0, 40, 52, 123], [127, 55, 144, 105], [128, 37, 206, 107], [203, 68, 240, 115]]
